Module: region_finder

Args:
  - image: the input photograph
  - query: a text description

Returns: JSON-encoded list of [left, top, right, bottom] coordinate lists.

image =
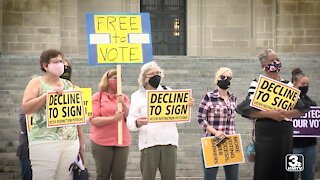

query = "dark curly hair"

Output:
[[291, 68, 306, 83], [39, 49, 63, 72]]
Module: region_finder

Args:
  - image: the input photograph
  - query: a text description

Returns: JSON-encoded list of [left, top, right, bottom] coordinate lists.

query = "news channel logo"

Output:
[[285, 154, 304, 172]]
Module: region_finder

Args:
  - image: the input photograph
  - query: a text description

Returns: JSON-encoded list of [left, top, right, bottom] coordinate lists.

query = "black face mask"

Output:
[[148, 75, 161, 89], [60, 66, 72, 81], [299, 86, 309, 96], [217, 79, 230, 90]]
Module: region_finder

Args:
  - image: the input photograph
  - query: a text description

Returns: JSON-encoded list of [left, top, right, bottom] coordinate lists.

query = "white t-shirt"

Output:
[[127, 85, 179, 150]]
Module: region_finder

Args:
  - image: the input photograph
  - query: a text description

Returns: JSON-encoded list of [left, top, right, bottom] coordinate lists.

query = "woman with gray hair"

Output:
[[127, 61, 178, 180], [236, 49, 309, 180]]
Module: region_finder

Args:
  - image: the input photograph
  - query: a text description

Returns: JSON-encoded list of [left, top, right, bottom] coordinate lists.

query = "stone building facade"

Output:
[[1, 0, 320, 56]]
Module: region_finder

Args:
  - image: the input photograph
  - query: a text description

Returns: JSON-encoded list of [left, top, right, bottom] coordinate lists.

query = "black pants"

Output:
[[254, 119, 294, 180]]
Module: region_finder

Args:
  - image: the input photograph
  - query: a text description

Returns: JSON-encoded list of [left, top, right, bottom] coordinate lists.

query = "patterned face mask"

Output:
[[264, 60, 282, 72]]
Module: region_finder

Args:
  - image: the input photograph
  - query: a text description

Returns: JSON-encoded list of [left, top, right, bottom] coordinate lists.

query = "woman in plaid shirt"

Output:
[[198, 67, 238, 180]]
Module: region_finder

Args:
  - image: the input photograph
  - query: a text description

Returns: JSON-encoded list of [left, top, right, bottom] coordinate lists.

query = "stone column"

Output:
[[0, 1, 2, 55], [61, 0, 78, 55]]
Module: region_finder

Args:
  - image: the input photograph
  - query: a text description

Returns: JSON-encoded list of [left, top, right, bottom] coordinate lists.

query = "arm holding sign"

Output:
[[249, 110, 287, 122], [118, 94, 130, 119], [136, 117, 148, 128], [127, 91, 143, 131], [22, 77, 63, 114], [280, 97, 309, 119], [90, 92, 124, 127], [198, 93, 227, 139], [22, 78, 45, 114], [198, 94, 213, 133]]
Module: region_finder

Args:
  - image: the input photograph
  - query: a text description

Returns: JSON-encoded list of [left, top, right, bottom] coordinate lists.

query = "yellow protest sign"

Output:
[[46, 90, 86, 128], [250, 75, 300, 111], [86, 13, 153, 65], [80, 88, 92, 118], [147, 89, 191, 123], [94, 15, 142, 63], [201, 134, 245, 168], [25, 114, 33, 134]]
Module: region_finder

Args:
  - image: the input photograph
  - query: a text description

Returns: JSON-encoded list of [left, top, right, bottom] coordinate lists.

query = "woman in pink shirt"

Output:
[[90, 68, 130, 180]]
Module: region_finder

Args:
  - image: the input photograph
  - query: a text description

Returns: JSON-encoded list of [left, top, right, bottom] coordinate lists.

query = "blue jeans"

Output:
[[201, 147, 239, 180], [293, 145, 318, 180], [20, 158, 32, 180]]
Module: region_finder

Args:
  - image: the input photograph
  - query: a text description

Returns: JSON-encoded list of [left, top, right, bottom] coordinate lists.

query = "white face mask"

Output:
[[48, 63, 64, 77]]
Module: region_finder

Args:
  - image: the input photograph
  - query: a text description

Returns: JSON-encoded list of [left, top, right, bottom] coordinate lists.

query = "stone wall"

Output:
[[187, 0, 320, 56], [255, 0, 276, 52], [188, 0, 252, 56], [1, 0, 320, 56], [276, 0, 320, 53], [60, 0, 78, 55], [2, 0, 61, 54]]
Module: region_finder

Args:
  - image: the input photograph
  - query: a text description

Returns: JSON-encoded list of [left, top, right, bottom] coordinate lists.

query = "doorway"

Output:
[[141, 0, 186, 55]]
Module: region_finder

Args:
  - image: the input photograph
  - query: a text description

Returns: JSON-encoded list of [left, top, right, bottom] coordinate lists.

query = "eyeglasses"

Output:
[[145, 71, 161, 78], [220, 75, 232, 81], [49, 60, 64, 64]]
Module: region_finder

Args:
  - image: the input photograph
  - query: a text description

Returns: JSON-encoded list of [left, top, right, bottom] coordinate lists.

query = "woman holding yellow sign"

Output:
[[90, 68, 131, 180], [127, 61, 179, 180], [198, 67, 239, 180], [22, 49, 79, 180], [236, 49, 309, 180]]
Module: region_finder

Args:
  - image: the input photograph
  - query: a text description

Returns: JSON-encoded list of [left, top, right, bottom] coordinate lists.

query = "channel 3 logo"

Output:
[[285, 154, 304, 172]]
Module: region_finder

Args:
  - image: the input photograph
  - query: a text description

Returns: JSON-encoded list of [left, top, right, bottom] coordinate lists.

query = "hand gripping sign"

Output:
[[250, 75, 300, 111]]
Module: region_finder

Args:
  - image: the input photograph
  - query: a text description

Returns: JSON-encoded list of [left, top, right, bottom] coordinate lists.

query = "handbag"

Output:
[[69, 155, 89, 180], [245, 120, 256, 162]]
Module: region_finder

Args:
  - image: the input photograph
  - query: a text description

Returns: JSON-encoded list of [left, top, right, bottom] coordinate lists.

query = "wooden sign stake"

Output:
[[117, 65, 123, 145]]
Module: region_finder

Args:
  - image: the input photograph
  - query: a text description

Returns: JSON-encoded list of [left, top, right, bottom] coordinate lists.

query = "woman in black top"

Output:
[[291, 68, 317, 180], [236, 49, 309, 180]]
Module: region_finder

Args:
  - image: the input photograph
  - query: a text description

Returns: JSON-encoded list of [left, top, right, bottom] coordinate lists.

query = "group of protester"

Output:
[[18, 48, 317, 180]]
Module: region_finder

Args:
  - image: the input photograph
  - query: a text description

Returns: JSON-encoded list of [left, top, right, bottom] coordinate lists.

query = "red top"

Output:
[[89, 91, 131, 146]]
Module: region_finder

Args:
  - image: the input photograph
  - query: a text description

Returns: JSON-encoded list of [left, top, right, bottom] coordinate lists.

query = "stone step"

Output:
[[1, 55, 320, 179]]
